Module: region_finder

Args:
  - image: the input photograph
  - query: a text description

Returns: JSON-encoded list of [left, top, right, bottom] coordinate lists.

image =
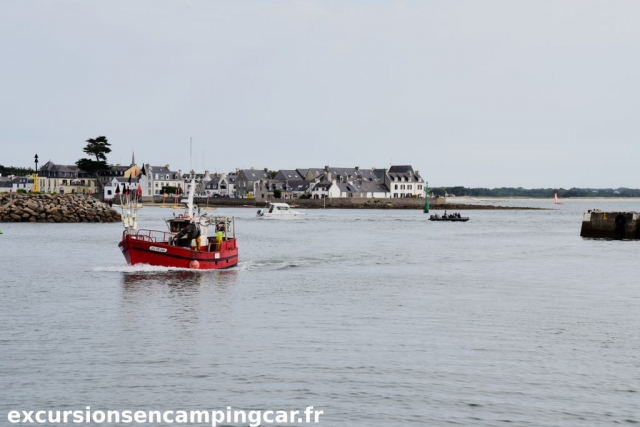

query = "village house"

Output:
[[311, 182, 339, 199], [236, 168, 270, 197], [182, 171, 210, 196], [254, 179, 313, 201], [103, 176, 142, 200], [0, 175, 34, 193], [384, 165, 425, 198], [38, 161, 97, 195], [11, 176, 34, 192], [97, 154, 140, 191], [138, 164, 183, 196], [204, 172, 237, 197]]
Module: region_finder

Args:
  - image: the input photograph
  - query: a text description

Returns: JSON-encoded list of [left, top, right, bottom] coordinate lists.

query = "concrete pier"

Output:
[[580, 211, 640, 239]]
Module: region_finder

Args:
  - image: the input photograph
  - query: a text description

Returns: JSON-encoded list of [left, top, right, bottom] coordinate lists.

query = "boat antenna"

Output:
[[190, 137, 192, 176]]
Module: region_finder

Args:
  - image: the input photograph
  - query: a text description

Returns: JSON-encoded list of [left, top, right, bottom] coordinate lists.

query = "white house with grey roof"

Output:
[[104, 177, 141, 199], [385, 165, 424, 198], [337, 182, 390, 198], [303, 164, 424, 199], [139, 164, 183, 196], [0, 176, 15, 193], [204, 172, 238, 197], [311, 182, 340, 199]]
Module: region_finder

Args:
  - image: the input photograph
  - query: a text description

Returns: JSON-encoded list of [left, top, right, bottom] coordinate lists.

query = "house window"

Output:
[[418, 185, 422, 190], [408, 185, 412, 190], [394, 185, 398, 190]]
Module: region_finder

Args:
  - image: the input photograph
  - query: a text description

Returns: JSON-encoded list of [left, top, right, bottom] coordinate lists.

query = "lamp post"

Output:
[[33, 154, 39, 192]]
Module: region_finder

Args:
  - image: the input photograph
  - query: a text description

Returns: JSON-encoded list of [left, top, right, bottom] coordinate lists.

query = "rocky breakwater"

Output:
[[0, 193, 121, 223]]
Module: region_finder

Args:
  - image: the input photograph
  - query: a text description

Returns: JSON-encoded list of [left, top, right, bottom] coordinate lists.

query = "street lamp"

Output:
[[33, 154, 39, 192]]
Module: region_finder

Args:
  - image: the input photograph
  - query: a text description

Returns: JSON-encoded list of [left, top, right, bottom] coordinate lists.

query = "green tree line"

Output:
[[0, 165, 35, 176], [430, 187, 640, 198]]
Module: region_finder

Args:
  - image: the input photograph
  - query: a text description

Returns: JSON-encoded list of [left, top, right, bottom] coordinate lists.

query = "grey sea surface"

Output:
[[1, 200, 639, 426]]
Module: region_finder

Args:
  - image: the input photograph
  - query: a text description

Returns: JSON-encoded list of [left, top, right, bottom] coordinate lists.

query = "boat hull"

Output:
[[256, 214, 305, 220], [118, 234, 238, 270], [428, 218, 469, 222]]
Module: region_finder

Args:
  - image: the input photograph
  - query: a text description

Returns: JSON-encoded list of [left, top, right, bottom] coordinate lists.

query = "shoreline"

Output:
[[451, 196, 640, 202], [140, 199, 546, 210]]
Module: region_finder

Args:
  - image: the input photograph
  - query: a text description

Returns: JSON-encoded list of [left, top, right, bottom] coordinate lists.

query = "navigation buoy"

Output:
[[189, 260, 200, 269]]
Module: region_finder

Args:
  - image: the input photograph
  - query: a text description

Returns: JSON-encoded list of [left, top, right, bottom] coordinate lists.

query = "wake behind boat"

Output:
[[256, 202, 305, 220], [117, 176, 238, 269]]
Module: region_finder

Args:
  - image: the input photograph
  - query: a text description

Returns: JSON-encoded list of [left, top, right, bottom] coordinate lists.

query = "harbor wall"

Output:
[[580, 211, 640, 239], [143, 196, 539, 210], [0, 193, 120, 223]]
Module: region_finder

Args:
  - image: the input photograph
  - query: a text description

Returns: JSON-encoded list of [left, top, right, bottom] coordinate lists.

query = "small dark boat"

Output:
[[429, 216, 469, 222]]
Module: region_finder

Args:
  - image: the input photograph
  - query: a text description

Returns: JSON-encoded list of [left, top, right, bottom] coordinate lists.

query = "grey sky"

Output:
[[1, 0, 638, 187]]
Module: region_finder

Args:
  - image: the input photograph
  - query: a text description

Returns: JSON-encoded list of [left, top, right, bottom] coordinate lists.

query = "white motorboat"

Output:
[[256, 202, 306, 220]]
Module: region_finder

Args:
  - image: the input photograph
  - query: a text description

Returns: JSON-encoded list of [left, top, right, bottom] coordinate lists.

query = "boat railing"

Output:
[[125, 229, 175, 243]]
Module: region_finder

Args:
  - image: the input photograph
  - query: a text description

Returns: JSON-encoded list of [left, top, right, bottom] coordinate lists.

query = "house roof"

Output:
[[149, 166, 172, 174], [389, 172, 422, 182], [288, 180, 313, 192], [387, 165, 423, 182], [276, 170, 303, 180], [389, 165, 414, 174], [239, 169, 270, 180], [11, 177, 33, 183], [324, 167, 381, 182], [112, 177, 140, 184], [337, 182, 389, 193], [296, 168, 324, 179], [40, 161, 80, 173]]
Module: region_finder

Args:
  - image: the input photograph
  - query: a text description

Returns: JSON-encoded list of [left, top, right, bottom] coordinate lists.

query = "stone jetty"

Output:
[[0, 193, 121, 223], [580, 211, 640, 239], [169, 197, 543, 210]]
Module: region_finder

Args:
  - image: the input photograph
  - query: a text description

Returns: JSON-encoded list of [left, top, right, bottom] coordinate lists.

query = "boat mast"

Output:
[[187, 176, 196, 218], [187, 136, 195, 218]]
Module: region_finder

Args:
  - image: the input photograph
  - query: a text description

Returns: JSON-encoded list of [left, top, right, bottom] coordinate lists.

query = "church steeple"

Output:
[[131, 151, 136, 166]]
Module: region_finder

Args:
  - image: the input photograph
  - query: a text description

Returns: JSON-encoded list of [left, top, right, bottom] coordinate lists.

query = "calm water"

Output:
[[1, 201, 639, 426]]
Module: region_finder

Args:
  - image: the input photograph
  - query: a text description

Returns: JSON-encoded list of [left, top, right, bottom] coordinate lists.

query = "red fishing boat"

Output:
[[117, 177, 238, 269]]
